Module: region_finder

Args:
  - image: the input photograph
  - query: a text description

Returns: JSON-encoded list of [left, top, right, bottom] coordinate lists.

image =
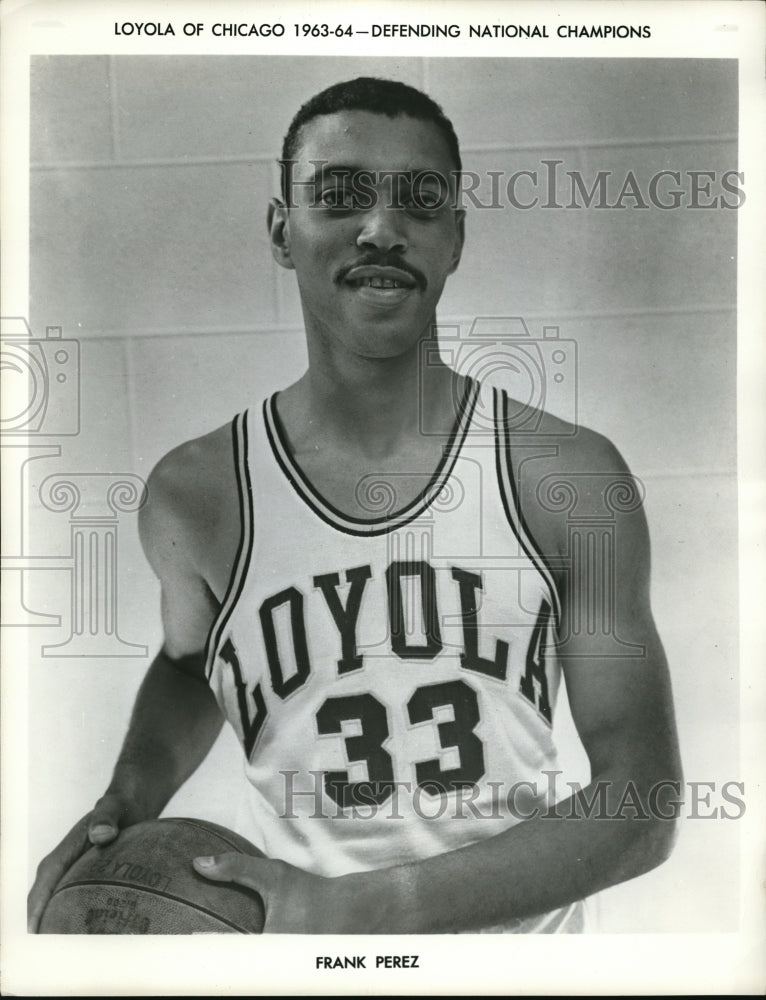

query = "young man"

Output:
[[28, 78, 682, 934]]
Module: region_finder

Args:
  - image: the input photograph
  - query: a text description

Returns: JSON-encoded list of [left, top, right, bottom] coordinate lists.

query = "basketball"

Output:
[[38, 817, 266, 934]]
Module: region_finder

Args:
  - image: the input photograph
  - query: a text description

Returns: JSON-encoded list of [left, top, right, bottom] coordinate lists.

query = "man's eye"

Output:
[[318, 188, 354, 209], [418, 191, 442, 208], [405, 189, 446, 214]]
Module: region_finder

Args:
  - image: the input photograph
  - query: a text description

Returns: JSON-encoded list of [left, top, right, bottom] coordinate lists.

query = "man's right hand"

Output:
[[27, 792, 133, 933]]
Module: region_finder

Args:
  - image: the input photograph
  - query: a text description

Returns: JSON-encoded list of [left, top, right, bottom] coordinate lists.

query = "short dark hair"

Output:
[[280, 76, 462, 200]]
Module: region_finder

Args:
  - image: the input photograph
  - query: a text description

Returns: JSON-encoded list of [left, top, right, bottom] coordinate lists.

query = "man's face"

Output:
[[269, 110, 465, 360]]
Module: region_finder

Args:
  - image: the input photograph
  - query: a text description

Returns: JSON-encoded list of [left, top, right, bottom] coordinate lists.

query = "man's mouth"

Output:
[[341, 265, 421, 292], [349, 276, 411, 289]]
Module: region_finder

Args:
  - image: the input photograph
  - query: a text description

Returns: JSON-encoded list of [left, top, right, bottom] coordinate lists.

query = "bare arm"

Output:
[[105, 448, 226, 818], [97, 648, 224, 826], [28, 444, 226, 931]]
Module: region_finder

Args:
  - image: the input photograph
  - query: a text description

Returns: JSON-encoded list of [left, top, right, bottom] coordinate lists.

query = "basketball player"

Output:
[[28, 78, 682, 933]]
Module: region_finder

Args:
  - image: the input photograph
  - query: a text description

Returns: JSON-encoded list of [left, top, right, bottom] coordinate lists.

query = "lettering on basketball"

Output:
[[83, 856, 173, 893], [84, 895, 151, 934], [313, 565, 372, 674], [519, 599, 553, 724]]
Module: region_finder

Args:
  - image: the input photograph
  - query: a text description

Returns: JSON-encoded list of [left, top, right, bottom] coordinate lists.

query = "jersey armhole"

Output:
[[204, 409, 254, 679], [493, 387, 563, 626]]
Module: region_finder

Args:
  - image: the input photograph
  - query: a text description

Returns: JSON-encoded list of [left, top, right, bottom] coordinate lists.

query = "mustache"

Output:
[[335, 253, 427, 291]]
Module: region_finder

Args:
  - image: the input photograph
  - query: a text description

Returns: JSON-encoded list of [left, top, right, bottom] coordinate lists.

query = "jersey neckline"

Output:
[[262, 378, 480, 537]]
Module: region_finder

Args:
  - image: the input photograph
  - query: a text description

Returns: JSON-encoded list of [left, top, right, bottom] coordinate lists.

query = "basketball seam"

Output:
[[162, 817, 260, 854]]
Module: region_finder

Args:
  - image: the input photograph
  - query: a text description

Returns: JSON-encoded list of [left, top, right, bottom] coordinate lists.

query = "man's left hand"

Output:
[[193, 853, 336, 933]]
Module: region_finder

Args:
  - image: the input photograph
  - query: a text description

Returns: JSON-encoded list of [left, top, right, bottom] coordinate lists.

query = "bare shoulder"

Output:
[[508, 405, 644, 560], [517, 406, 630, 473], [139, 422, 238, 579]]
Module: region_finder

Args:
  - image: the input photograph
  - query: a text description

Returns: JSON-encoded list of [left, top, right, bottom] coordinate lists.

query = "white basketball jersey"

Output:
[[205, 379, 586, 932]]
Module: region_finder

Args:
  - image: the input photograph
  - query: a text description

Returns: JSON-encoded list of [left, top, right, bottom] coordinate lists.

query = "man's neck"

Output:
[[279, 341, 464, 463]]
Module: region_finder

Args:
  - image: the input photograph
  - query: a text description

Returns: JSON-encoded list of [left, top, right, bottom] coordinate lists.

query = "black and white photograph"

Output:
[[2, 0, 764, 994]]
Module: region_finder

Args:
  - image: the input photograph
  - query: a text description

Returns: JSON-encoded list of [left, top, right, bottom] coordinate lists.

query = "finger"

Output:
[[87, 820, 119, 845], [193, 853, 273, 894], [29, 800, 126, 932], [28, 872, 58, 933], [87, 795, 127, 845], [27, 822, 90, 932]]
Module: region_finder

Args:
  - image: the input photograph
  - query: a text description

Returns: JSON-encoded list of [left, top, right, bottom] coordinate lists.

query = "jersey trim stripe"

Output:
[[262, 378, 481, 537], [494, 387, 562, 626], [204, 410, 254, 679]]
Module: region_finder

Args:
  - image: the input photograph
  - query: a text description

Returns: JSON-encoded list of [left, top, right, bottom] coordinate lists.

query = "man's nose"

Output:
[[355, 203, 408, 253]]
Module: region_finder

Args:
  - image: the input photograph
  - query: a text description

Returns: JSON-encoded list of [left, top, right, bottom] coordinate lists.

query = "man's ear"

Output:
[[267, 198, 294, 270], [448, 208, 466, 275]]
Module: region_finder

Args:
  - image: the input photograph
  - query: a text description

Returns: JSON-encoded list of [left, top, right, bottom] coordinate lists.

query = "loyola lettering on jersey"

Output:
[[216, 558, 553, 768]]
